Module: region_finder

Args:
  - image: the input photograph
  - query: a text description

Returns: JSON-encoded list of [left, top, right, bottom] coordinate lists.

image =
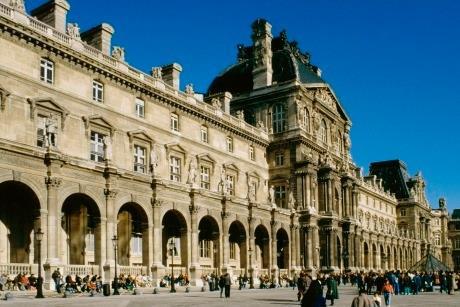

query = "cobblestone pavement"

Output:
[[1, 285, 459, 307]]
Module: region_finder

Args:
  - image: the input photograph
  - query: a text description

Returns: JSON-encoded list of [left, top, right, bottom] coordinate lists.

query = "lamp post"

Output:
[[35, 228, 44, 299], [169, 238, 176, 293], [112, 235, 120, 295]]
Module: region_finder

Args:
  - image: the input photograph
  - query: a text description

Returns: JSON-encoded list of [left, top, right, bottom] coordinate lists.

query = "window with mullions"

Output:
[[230, 242, 236, 259], [134, 145, 146, 173], [320, 120, 327, 143], [36, 115, 47, 147], [135, 98, 145, 118], [275, 185, 287, 208], [171, 113, 179, 132], [131, 233, 143, 256], [85, 228, 95, 252], [169, 156, 181, 182], [200, 240, 212, 258], [226, 174, 235, 196], [90, 131, 105, 162], [201, 126, 208, 143], [303, 107, 310, 131], [227, 136, 233, 152], [249, 145, 255, 161], [200, 166, 210, 190], [275, 153, 284, 166], [272, 104, 285, 133], [40, 58, 54, 84], [92, 81, 104, 103]]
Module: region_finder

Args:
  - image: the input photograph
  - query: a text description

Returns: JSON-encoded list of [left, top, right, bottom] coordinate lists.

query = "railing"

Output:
[[0, 2, 12, 17], [0, 2, 270, 142], [0, 263, 33, 275], [63, 265, 99, 276], [118, 265, 147, 276]]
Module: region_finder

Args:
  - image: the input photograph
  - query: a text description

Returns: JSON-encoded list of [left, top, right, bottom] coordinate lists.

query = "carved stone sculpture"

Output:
[[150, 148, 160, 176], [185, 83, 194, 95], [9, 0, 25, 12], [45, 114, 58, 148], [187, 156, 197, 185], [112, 46, 125, 62], [235, 110, 244, 120], [151, 67, 163, 79], [103, 136, 112, 161], [268, 185, 275, 205], [219, 167, 227, 195], [66, 23, 81, 39]]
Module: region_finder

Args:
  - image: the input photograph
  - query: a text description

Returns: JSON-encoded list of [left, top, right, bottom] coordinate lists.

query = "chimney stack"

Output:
[[80, 23, 115, 56], [161, 63, 182, 90], [251, 19, 273, 90], [30, 0, 70, 33]]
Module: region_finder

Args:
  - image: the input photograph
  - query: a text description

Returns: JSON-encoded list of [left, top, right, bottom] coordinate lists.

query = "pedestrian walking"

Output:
[[382, 280, 394, 307], [301, 279, 326, 307], [51, 268, 61, 293], [218, 274, 225, 298], [351, 288, 373, 307], [325, 274, 339, 306], [224, 272, 231, 298]]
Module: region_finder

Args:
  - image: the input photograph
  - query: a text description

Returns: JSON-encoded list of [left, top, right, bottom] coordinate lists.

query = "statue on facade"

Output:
[[219, 167, 227, 195], [288, 189, 295, 209], [150, 148, 160, 176], [112, 46, 125, 62], [66, 23, 81, 39], [185, 83, 194, 95], [103, 136, 112, 161], [45, 114, 58, 148], [256, 120, 265, 129], [9, 0, 25, 12], [248, 183, 256, 201], [151, 67, 162, 79], [268, 185, 275, 205], [211, 98, 221, 109], [187, 156, 197, 186], [439, 197, 446, 209], [235, 110, 244, 120]]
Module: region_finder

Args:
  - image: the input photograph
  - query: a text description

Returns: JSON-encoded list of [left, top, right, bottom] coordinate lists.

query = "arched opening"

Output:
[[162, 210, 188, 270], [198, 216, 220, 270], [337, 236, 342, 269], [117, 202, 149, 266], [254, 225, 269, 269], [229, 221, 247, 272], [372, 244, 377, 269], [380, 245, 385, 269], [0, 181, 40, 264], [276, 228, 289, 269], [62, 194, 101, 265], [363, 242, 369, 269]]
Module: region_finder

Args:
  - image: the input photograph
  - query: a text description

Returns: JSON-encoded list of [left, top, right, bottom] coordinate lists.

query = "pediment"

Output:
[[224, 163, 240, 173], [246, 170, 261, 179], [127, 130, 154, 147], [197, 153, 216, 164], [27, 97, 70, 129], [82, 114, 115, 136], [165, 143, 187, 155], [307, 86, 350, 122]]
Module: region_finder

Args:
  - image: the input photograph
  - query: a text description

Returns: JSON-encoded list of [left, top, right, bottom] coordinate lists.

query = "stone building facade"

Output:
[[0, 1, 451, 288], [448, 210, 460, 271]]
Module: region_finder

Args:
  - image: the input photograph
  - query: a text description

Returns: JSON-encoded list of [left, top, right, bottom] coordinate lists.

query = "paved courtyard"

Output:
[[1, 285, 459, 307]]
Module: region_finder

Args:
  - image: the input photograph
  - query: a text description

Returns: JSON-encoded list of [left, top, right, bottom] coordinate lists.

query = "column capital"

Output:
[[189, 205, 200, 215], [45, 176, 62, 188], [104, 188, 118, 199], [151, 198, 163, 208], [221, 211, 230, 219]]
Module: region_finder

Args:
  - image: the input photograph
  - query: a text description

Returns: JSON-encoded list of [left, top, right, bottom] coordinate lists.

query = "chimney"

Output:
[[80, 23, 115, 56], [161, 63, 182, 90], [251, 19, 273, 90], [30, 0, 70, 33]]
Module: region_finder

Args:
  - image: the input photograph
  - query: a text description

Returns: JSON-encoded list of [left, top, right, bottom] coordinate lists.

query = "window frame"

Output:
[[249, 145, 255, 161], [133, 144, 147, 174], [275, 152, 284, 166], [226, 136, 233, 153], [274, 185, 287, 208], [226, 174, 235, 196], [169, 156, 181, 182], [200, 165, 211, 190], [272, 104, 286, 133], [92, 80, 104, 103], [90, 131, 106, 163], [200, 126, 208, 143], [135, 98, 145, 118], [40, 58, 54, 84]]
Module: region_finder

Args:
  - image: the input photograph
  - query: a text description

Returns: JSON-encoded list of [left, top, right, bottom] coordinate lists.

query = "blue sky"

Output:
[[27, 0, 460, 211]]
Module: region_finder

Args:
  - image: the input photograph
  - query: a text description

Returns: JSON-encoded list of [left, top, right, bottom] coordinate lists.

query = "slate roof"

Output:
[[369, 160, 411, 200], [452, 209, 460, 219]]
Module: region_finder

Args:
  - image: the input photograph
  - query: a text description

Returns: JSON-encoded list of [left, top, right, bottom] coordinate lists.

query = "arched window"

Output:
[[272, 104, 285, 133], [303, 108, 309, 131], [320, 120, 327, 143]]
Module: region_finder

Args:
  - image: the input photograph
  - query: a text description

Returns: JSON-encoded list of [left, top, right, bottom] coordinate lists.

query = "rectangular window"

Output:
[[200, 240, 211, 258], [400, 208, 406, 217], [131, 234, 143, 256], [226, 175, 235, 196], [249, 145, 255, 161], [90, 131, 105, 162], [275, 185, 287, 208], [36, 115, 46, 147], [40, 58, 54, 84], [169, 156, 181, 182], [227, 136, 233, 153], [200, 166, 210, 190], [455, 239, 460, 249], [201, 126, 208, 143], [134, 145, 146, 173], [230, 242, 236, 260], [275, 153, 284, 166], [92, 81, 104, 103], [455, 256, 460, 267], [135, 98, 145, 118], [171, 113, 179, 132]]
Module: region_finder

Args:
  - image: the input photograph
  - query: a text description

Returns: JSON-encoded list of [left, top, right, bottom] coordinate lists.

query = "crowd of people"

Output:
[[0, 273, 38, 291], [294, 269, 460, 307]]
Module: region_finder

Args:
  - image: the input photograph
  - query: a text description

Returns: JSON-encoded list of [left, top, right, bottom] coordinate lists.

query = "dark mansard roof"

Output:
[[369, 160, 411, 200]]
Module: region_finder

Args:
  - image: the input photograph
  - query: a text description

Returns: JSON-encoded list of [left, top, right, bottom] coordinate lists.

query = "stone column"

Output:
[[103, 189, 117, 281], [354, 230, 361, 269], [306, 226, 313, 270], [221, 212, 230, 272], [270, 221, 278, 283], [312, 225, 320, 269], [248, 216, 256, 284], [290, 224, 297, 272], [151, 199, 163, 285], [189, 205, 199, 285]]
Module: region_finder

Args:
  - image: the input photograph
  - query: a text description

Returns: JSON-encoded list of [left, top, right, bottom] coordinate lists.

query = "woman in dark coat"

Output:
[[301, 280, 326, 307], [325, 274, 339, 306]]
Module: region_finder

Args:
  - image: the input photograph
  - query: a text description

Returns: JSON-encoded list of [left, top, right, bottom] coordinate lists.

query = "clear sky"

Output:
[[27, 0, 460, 211]]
